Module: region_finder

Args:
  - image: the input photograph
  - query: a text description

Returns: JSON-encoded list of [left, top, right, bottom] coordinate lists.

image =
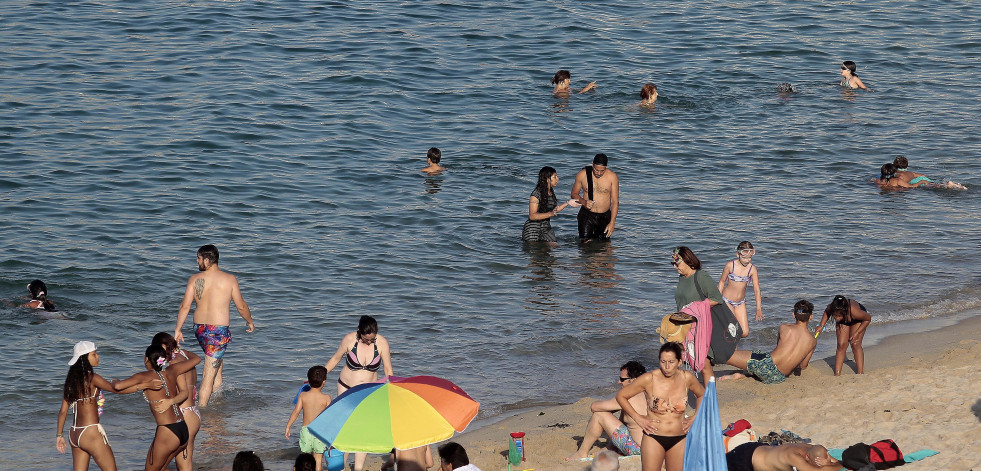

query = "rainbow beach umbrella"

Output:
[[307, 375, 479, 453]]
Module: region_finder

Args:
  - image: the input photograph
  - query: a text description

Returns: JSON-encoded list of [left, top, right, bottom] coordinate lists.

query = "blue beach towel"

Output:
[[683, 377, 727, 470], [828, 448, 939, 470]]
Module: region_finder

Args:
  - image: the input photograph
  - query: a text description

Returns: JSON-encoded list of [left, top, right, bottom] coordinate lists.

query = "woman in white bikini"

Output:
[[718, 241, 763, 337], [151, 332, 202, 471], [55, 341, 157, 471]]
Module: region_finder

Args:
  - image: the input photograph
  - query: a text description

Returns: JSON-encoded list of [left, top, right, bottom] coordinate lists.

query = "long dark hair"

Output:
[[63, 354, 94, 403], [146, 345, 169, 371], [151, 332, 179, 358], [28, 279, 56, 311], [533, 166, 557, 212]]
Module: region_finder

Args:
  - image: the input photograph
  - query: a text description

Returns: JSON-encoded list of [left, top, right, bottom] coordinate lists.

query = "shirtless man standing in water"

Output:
[[175, 244, 255, 406], [571, 153, 619, 243]]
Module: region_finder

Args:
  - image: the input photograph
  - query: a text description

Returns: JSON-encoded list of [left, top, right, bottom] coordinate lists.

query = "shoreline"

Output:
[[432, 312, 981, 471]]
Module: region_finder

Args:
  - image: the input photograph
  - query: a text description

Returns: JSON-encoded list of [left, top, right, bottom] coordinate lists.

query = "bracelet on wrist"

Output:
[[57, 433, 63, 437]]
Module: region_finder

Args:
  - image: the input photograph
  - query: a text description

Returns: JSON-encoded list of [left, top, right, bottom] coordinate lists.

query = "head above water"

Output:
[[620, 360, 647, 379], [357, 315, 379, 338], [893, 156, 909, 169], [197, 244, 219, 266], [28, 279, 48, 299], [841, 60, 858, 76], [777, 83, 795, 93], [592, 153, 608, 166], [793, 300, 814, 322], [427, 147, 441, 164], [551, 69, 571, 85], [880, 163, 898, 180], [640, 83, 658, 101], [673, 246, 701, 271]]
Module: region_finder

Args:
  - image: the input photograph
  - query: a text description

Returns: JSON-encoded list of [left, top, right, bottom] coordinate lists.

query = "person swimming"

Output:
[[551, 70, 596, 95], [24, 279, 56, 311], [639, 83, 658, 106], [839, 61, 870, 90]]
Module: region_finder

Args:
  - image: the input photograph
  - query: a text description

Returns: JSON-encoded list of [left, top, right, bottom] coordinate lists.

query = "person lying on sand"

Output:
[[721, 300, 817, 384], [567, 361, 647, 460], [726, 442, 840, 471]]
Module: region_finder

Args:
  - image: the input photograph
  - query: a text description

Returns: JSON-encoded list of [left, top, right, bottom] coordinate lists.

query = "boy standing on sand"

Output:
[[722, 300, 817, 384], [175, 244, 255, 406], [286, 366, 333, 470]]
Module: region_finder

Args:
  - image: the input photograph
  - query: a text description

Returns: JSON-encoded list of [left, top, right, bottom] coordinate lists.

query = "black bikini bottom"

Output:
[[338, 378, 352, 389], [644, 433, 686, 451], [162, 421, 189, 447]]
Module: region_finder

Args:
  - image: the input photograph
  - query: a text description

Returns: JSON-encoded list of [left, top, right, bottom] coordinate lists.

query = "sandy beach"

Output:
[[429, 314, 981, 471]]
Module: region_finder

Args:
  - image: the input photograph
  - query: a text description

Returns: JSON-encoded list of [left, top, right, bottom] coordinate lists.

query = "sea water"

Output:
[[1, 0, 979, 468]]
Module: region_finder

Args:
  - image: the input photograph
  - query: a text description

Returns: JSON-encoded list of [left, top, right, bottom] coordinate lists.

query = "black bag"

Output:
[[842, 440, 906, 470], [692, 272, 742, 364]]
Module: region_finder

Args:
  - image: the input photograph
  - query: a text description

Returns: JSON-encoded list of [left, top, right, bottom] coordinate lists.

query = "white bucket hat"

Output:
[[69, 341, 97, 365]]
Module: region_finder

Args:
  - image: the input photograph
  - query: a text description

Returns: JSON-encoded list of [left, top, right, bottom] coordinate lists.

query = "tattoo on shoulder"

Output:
[[194, 279, 205, 299]]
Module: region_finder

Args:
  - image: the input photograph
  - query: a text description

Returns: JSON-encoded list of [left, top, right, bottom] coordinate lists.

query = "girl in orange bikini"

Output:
[[617, 342, 705, 471]]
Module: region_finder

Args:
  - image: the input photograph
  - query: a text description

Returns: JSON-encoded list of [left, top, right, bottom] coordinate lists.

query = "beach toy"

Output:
[[307, 375, 478, 453], [325, 446, 344, 471], [508, 432, 525, 470]]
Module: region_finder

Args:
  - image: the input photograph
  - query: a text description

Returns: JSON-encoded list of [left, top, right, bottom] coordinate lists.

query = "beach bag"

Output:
[[842, 440, 905, 470], [723, 429, 757, 452], [692, 273, 742, 364], [658, 312, 695, 344], [326, 446, 344, 471]]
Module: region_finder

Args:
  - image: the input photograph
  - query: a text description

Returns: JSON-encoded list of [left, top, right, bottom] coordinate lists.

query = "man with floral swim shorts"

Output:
[[567, 361, 647, 460], [722, 300, 818, 384], [175, 244, 255, 406]]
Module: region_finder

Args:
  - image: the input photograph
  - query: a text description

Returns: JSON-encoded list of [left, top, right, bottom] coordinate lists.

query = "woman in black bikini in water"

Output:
[[617, 342, 704, 471], [323, 315, 394, 471], [114, 344, 200, 471]]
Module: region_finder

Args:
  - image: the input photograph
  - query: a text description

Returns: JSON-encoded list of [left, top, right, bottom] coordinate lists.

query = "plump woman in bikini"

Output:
[[324, 315, 394, 471], [114, 344, 200, 471], [718, 241, 763, 337], [151, 333, 202, 471], [617, 342, 704, 471], [815, 295, 871, 375], [56, 341, 158, 471]]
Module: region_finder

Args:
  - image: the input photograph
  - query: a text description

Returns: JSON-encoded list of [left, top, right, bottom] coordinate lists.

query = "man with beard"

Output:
[[175, 244, 254, 406]]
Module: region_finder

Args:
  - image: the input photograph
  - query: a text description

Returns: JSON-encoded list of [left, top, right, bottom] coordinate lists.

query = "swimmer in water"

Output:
[[421, 147, 444, 173], [839, 61, 870, 91], [893, 156, 967, 190], [640, 83, 658, 106], [552, 70, 597, 95], [874, 163, 925, 189], [22, 279, 56, 311]]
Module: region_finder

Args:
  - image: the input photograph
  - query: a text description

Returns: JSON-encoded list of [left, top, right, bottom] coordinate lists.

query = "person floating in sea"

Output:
[[175, 244, 255, 406], [874, 163, 926, 189], [571, 153, 619, 242], [893, 156, 967, 190], [721, 300, 818, 384], [718, 241, 763, 337], [285, 366, 332, 471], [839, 61, 870, 91], [522, 166, 579, 244], [815, 295, 871, 375], [639, 83, 658, 106], [23, 279, 57, 311], [726, 442, 841, 471], [422, 147, 444, 173], [567, 361, 647, 461], [552, 69, 597, 96]]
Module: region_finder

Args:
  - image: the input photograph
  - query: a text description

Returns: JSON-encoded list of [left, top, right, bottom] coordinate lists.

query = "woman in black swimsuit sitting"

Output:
[[114, 344, 200, 471], [324, 315, 394, 471], [816, 295, 871, 376], [617, 342, 704, 471]]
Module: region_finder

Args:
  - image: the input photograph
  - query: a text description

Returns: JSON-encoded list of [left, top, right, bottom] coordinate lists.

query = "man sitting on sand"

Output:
[[591, 449, 620, 471], [722, 300, 816, 384], [726, 442, 840, 471], [567, 361, 646, 460], [422, 147, 444, 173]]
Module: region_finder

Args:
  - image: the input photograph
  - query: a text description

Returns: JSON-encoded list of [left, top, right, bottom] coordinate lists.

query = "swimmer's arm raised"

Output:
[[578, 81, 597, 93]]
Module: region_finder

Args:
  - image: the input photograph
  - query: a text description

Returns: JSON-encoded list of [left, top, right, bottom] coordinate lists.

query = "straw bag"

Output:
[[658, 312, 695, 344]]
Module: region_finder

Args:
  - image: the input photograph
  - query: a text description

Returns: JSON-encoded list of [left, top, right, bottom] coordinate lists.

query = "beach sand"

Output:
[[426, 314, 981, 471]]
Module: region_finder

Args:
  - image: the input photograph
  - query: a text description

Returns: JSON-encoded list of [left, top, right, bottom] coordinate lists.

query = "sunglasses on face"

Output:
[[618, 376, 631, 383]]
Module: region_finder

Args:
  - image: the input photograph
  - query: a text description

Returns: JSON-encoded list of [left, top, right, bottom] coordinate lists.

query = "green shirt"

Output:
[[674, 270, 723, 311]]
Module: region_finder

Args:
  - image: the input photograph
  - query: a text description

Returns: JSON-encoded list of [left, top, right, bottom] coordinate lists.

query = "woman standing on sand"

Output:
[[617, 342, 704, 471], [815, 296, 871, 375], [324, 315, 395, 471]]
